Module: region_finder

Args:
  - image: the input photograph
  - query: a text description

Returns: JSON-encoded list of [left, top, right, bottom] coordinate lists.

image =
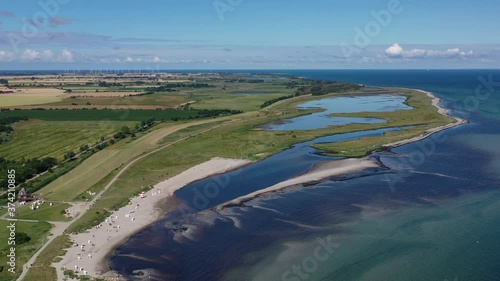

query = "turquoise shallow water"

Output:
[[110, 70, 500, 281]]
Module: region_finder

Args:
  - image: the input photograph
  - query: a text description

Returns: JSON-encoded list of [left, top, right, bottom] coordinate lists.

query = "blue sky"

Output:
[[0, 0, 499, 69]]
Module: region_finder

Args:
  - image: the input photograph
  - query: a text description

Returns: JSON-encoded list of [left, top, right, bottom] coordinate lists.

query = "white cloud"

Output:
[[0, 50, 15, 61], [58, 49, 74, 62], [21, 49, 40, 61], [385, 43, 473, 59], [385, 43, 404, 57], [41, 50, 54, 60], [20, 49, 73, 62], [153, 56, 161, 63], [124, 56, 134, 62]]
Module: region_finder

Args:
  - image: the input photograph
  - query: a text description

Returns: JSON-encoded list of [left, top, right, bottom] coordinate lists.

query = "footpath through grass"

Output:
[[0, 220, 52, 281]]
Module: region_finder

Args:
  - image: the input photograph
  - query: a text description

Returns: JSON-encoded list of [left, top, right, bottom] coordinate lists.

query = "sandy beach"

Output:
[[217, 157, 379, 210], [53, 157, 251, 280], [383, 89, 468, 148]]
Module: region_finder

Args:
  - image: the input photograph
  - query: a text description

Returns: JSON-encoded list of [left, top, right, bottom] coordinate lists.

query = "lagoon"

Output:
[[264, 94, 412, 131]]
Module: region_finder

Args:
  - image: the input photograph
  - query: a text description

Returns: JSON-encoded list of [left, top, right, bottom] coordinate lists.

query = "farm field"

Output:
[[0, 119, 135, 160], [0, 88, 65, 107], [3, 77, 297, 112]]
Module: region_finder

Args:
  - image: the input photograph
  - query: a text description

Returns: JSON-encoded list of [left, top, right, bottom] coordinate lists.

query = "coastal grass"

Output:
[[191, 92, 286, 112], [15, 203, 72, 222], [23, 234, 72, 281], [0, 120, 135, 160], [0, 220, 52, 281], [158, 120, 226, 144], [313, 88, 455, 156]]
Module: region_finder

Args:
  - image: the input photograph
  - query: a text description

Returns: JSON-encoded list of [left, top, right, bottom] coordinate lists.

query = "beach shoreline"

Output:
[[217, 157, 380, 210], [53, 157, 252, 280], [52, 88, 467, 280]]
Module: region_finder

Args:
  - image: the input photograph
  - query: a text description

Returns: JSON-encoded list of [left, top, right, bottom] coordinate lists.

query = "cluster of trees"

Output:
[[239, 79, 265, 83], [169, 109, 241, 121], [143, 83, 214, 94], [0, 79, 8, 86], [0, 116, 28, 134], [134, 91, 159, 96], [296, 82, 362, 96], [139, 117, 156, 128], [260, 95, 295, 109], [196, 109, 242, 118], [0, 156, 58, 188], [113, 125, 135, 140], [285, 81, 305, 89], [145, 83, 215, 91], [165, 82, 215, 88], [143, 86, 177, 93], [98, 81, 123, 87], [115, 117, 156, 139], [0, 117, 28, 144]]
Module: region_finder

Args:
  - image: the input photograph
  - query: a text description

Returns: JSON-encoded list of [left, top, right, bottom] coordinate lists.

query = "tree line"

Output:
[[295, 81, 362, 96]]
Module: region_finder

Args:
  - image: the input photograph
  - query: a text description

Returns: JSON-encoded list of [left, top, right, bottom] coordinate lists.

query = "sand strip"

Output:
[[217, 157, 379, 210]]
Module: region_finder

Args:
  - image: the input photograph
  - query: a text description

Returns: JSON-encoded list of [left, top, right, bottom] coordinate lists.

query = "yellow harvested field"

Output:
[[0, 88, 65, 106], [68, 92, 144, 97]]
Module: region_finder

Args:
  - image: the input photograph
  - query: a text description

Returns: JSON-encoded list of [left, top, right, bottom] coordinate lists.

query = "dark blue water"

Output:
[[110, 70, 500, 281]]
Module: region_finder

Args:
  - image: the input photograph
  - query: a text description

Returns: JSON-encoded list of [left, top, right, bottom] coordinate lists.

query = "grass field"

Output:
[[15, 203, 72, 222], [0, 220, 52, 281], [0, 120, 135, 160], [158, 120, 226, 144], [22, 235, 73, 281], [37, 119, 234, 202]]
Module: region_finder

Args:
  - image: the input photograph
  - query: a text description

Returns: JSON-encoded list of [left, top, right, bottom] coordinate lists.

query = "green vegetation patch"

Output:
[[0, 109, 202, 121], [0, 120, 135, 160], [23, 234, 72, 281], [15, 202, 72, 222], [0, 220, 52, 280]]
